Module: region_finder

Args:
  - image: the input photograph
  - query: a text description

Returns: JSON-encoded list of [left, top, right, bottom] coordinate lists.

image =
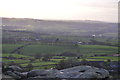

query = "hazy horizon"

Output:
[[0, 0, 119, 23], [1, 17, 117, 23]]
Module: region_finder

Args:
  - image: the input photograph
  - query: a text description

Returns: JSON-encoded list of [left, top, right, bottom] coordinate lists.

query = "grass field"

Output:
[[2, 54, 33, 58], [2, 53, 119, 70], [2, 43, 119, 69], [88, 56, 120, 61], [2, 44, 118, 56]]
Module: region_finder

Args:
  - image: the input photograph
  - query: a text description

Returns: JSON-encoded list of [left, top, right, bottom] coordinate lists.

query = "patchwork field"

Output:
[[2, 53, 119, 70], [2, 42, 119, 70]]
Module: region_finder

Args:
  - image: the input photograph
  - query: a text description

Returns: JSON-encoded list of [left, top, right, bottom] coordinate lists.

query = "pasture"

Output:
[[2, 43, 119, 69], [2, 44, 118, 56], [2, 53, 119, 70]]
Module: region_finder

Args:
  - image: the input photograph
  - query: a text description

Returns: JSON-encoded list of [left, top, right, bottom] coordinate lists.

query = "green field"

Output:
[[2, 53, 119, 70], [87, 56, 120, 61], [2, 43, 119, 69], [2, 44, 118, 56]]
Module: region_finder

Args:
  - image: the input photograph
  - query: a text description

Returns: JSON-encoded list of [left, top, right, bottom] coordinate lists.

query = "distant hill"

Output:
[[2, 18, 118, 37]]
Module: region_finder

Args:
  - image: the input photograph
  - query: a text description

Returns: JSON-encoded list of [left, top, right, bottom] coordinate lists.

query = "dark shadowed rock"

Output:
[[27, 69, 45, 77], [76, 72, 102, 78], [27, 76, 47, 80], [2, 74, 15, 80], [14, 71, 28, 78], [8, 65, 22, 72], [27, 69, 60, 78], [5, 71, 21, 79]]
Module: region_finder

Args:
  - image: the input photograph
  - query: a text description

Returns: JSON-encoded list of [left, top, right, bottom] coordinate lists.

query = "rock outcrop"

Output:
[[5, 65, 22, 72], [2, 65, 110, 80]]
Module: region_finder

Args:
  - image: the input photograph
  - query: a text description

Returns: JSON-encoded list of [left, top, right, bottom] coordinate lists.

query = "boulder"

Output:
[[2, 74, 15, 80], [14, 71, 28, 78], [27, 76, 47, 80], [85, 67, 109, 78], [5, 65, 110, 79], [76, 72, 102, 78], [56, 66, 109, 79], [27, 69, 60, 78], [8, 65, 22, 72], [5, 71, 21, 79], [56, 72, 81, 78], [60, 66, 92, 73], [27, 69, 45, 77], [43, 69, 60, 77]]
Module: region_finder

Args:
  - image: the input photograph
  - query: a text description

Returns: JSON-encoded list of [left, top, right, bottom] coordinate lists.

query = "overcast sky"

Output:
[[0, 0, 119, 22]]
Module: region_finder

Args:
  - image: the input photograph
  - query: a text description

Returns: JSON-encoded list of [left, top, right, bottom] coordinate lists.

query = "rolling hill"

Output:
[[2, 17, 118, 37]]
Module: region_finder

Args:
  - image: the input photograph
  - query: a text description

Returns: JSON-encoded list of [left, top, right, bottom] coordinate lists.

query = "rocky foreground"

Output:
[[2, 65, 110, 80]]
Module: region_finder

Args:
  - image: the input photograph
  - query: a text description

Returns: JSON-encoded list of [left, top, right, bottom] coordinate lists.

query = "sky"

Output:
[[0, 0, 119, 23]]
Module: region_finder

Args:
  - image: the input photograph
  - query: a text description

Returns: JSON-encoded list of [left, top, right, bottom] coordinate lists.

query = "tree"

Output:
[[34, 54, 42, 61], [56, 59, 67, 69], [77, 54, 83, 59], [81, 58, 87, 62], [26, 63, 33, 71], [42, 54, 53, 61], [29, 58, 35, 62], [8, 55, 14, 59], [55, 57, 79, 69], [67, 57, 79, 63], [107, 59, 111, 63]]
